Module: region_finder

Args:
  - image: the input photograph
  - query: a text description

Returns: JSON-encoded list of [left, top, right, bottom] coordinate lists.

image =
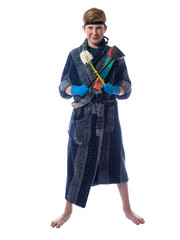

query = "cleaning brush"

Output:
[[80, 50, 105, 85]]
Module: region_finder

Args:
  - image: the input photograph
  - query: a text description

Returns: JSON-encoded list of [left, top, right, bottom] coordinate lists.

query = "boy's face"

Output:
[[82, 24, 107, 48]]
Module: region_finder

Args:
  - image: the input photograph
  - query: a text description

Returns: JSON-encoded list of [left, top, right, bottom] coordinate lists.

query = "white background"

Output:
[[0, 0, 180, 239]]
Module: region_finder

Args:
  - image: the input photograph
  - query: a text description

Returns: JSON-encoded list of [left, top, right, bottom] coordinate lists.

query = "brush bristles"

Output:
[[80, 50, 93, 64]]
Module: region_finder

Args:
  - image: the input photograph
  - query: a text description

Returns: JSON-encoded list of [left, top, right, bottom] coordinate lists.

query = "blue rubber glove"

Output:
[[71, 84, 90, 97], [102, 83, 120, 95]]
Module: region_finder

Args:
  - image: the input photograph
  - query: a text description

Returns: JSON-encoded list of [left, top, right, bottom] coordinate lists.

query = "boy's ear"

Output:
[[82, 26, 86, 32]]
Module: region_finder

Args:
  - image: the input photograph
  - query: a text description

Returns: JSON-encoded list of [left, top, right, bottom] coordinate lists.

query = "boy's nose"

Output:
[[92, 28, 97, 35]]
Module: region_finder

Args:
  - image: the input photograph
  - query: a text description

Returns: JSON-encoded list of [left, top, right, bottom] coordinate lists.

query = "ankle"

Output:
[[64, 201, 73, 215], [64, 208, 72, 215], [123, 206, 131, 213]]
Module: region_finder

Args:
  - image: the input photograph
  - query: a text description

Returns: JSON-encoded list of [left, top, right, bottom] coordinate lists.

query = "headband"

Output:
[[84, 21, 105, 26]]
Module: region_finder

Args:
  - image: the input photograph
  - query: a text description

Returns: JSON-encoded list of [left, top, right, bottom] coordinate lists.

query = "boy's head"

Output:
[[83, 8, 106, 26], [82, 8, 107, 48]]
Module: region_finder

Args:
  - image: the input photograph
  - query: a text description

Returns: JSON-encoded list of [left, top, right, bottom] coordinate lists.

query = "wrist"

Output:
[[66, 86, 72, 95], [119, 86, 125, 96]]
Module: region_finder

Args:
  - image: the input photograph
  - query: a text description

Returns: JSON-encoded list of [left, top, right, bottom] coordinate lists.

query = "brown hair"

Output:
[[83, 8, 106, 23]]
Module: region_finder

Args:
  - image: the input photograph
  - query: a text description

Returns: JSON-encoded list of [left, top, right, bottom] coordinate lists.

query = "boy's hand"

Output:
[[102, 83, 120, 95], [71, 84, 91, 97]]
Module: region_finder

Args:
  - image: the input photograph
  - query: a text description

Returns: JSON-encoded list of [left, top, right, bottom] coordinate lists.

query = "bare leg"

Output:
[[117, 183, 145, 225], [51, 201, 73, 228]]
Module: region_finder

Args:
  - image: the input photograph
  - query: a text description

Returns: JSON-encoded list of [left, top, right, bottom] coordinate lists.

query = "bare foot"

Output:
[[123, 209, 145, 225], [51, 211, 72, 228]]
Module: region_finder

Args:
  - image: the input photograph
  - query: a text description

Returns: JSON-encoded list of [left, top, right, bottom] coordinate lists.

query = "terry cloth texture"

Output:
[[59, 38, 132, 208]]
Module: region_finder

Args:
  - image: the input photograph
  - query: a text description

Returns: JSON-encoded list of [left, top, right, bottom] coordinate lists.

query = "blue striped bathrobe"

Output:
[[59, 38, 132, 208]]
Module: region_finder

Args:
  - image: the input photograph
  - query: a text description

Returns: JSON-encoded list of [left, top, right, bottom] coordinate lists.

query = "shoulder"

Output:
[[70, 45, 83, 57], [117, 57, 126, 66], [67, 45, 83, 65], [64, 45, 82, 65]]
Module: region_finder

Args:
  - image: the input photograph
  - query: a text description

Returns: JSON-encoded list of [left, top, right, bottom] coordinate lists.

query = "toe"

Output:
[[51, 221, 56, 228], [133, 218, 140, 225], [139, 218, 145, 224], [56, 221, 62, 228]]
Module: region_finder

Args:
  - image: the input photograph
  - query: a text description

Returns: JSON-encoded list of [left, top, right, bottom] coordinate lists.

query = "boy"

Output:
[[51, 8, 145, 228]]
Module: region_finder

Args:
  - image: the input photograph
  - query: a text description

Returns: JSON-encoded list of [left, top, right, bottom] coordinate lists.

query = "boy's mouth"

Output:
[[91, 36, 99, 40]]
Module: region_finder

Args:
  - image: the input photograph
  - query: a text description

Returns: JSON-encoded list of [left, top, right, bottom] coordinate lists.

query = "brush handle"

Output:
[[88, 57, 114, 87], [88, 61, 105, 85], [84, 53, 105, 85]]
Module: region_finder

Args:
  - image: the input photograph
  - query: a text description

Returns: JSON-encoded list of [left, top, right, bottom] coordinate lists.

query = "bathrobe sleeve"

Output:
[[115, 58, 132, 100], [59, 53, 81, 99]]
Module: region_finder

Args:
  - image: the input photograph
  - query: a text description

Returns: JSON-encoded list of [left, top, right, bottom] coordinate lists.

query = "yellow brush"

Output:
[[80, 50, 105, 85]]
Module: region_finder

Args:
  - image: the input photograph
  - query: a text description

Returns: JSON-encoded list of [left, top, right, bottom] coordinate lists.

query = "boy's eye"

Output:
[[87, 26, 103, 31], [87, 26, 93, 30]]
